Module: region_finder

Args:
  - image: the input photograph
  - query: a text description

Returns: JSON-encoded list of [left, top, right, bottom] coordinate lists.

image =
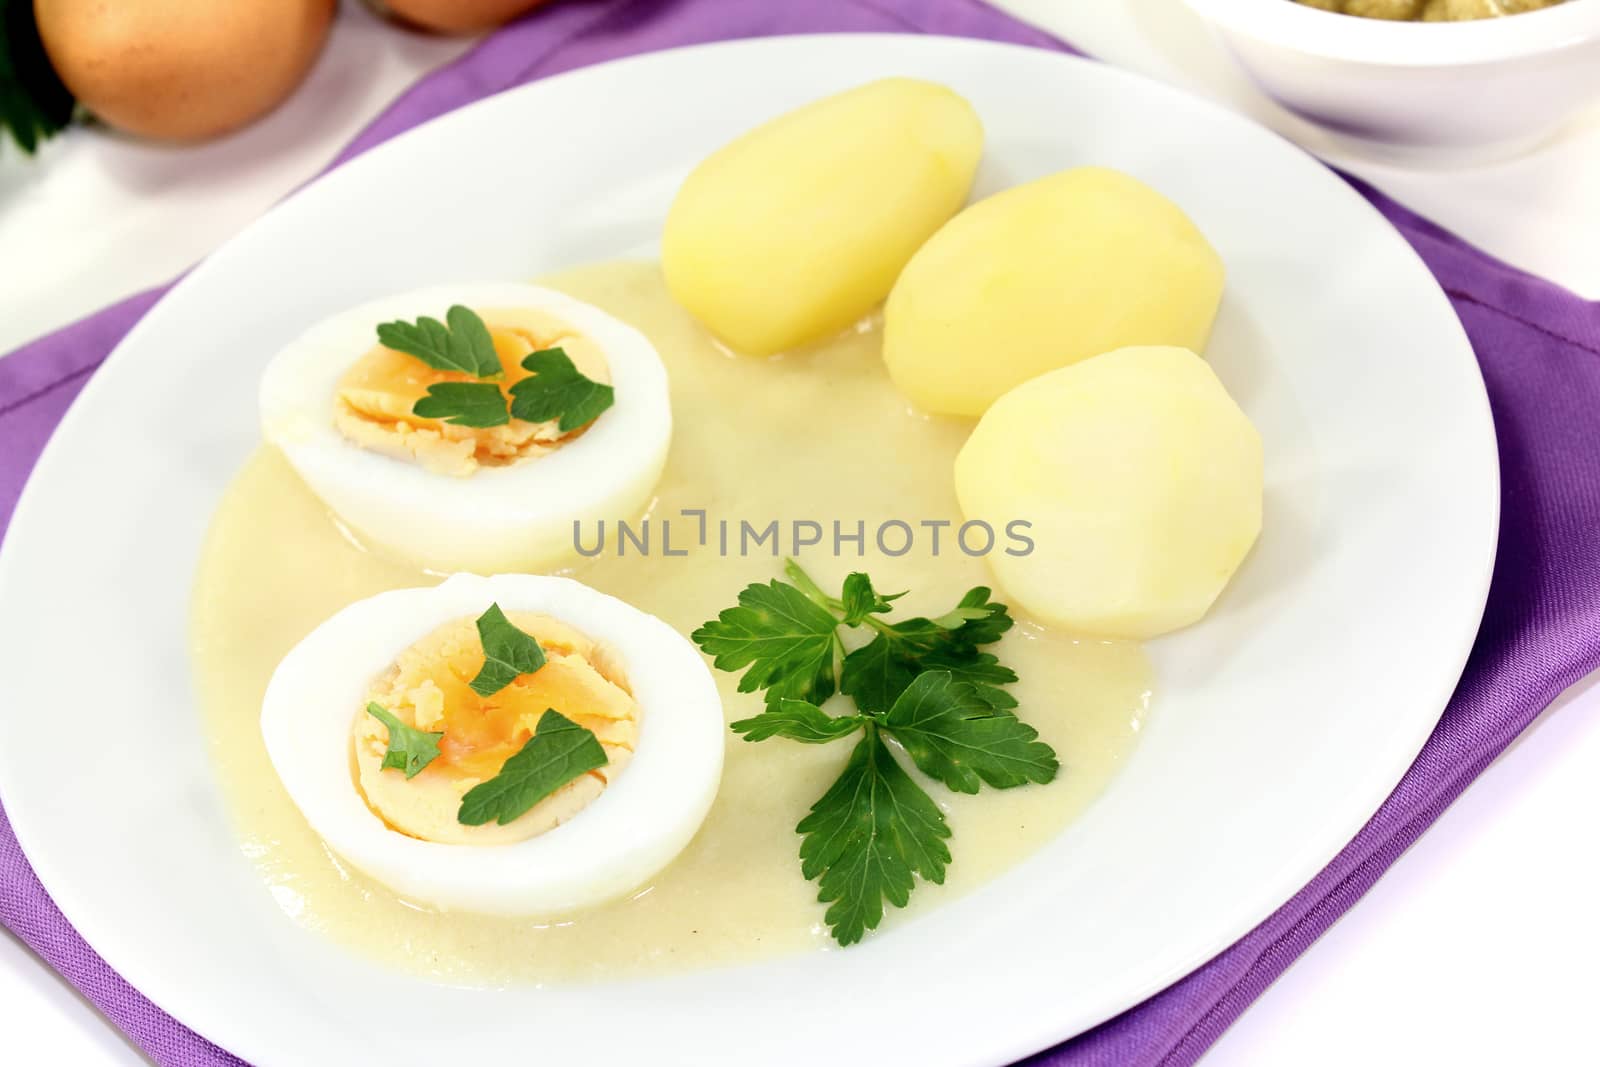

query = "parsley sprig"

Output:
[[378, 304, 504, 380], [412, 382, 510, 428], [365, 702, 444, 779], [510, 348, 616, 432], [798, 721, 950, 946], [693, 560, 1058, 945], [693, 559, 1017, 713], [469, 603, 547, 697], [458, 709, 608, 827], [689, 573, 843, 705], [373, 306, 614, 431]]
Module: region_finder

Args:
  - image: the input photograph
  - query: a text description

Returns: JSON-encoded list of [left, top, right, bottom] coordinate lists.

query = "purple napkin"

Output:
[[4, 1, 1599, 1064]]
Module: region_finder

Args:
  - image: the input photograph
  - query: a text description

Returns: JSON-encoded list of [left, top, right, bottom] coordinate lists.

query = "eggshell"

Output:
[[35, 0, 335, 141], [380, 0, 552, 34]]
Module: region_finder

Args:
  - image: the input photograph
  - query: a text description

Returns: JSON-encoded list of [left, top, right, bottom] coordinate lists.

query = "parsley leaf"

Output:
[[458, 710, 608, 826], [0, 0, 73, 155], [797, 724, 950, 946], [839, 587, 1017, 716], [881, 671, 1057, 794], [839, 572, 903, 626], [411, 381, 510, 427], [730, 700, 866, 744], [365, 702, 443, 780], [691, 579, 841, 705], [508, 347, 615, 432], [921, 651, 1019, 711], [469, 603, 547, 697], [837, 618, 932, 716], [939, 586, 1014, 645], [377, 304, 504, 380]]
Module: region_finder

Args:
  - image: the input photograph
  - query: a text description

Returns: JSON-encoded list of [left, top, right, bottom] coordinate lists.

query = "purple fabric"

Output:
[[2, 0, 1597, 1063]]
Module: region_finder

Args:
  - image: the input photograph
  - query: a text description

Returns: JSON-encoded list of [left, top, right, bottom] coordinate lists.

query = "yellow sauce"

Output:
[[190, 261, 1152, 985]]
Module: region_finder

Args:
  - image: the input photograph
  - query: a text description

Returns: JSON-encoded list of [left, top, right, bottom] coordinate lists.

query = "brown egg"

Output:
[[379, 0, 552, 34], [34, 0, 336, 141]]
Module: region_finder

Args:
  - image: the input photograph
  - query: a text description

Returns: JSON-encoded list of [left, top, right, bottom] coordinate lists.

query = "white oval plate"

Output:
[[0, 35, 1496, 1067]]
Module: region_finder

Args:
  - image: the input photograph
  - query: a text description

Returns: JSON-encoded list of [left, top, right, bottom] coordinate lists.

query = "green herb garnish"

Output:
[[468, 603, 547, 697], [880, 670, 1055, 793], [840, 582, 1018, 715], [1, 0, 74, 155], [692, 560, 1014, 712], [411, 381, 512, 428], [730, 699, 866, 744], [365, 702, 444, 780], [690, 575, 843, 705], [696, 560, 1056, 945], [377, 304, 504, 380], [457, 710, 608, 827], [797, 722, 950, 946], [372, 308, 615, 432], [509, 347, 615, 432], [839, 571, 903, 626]]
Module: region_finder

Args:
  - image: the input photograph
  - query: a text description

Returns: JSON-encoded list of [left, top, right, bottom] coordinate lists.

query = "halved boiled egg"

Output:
[[260, 572, 724, 915], [259, 283, 671, 573]]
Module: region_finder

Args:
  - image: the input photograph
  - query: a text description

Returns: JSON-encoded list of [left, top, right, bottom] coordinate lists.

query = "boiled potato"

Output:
[[954, 346, 1261, 639], [662, 78, 983, 356], [884, 167, 1224, 416]]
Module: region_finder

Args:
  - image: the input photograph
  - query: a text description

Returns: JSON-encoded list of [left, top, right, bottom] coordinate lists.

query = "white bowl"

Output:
[[1183, 0, 1600, 159]]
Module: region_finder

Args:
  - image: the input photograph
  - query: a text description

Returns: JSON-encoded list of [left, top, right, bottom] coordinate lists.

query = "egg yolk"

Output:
[[334, 306, 612, 477], [352, 611, 639, 846]]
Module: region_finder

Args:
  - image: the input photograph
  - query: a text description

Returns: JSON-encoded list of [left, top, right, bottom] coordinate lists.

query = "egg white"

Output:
[[260, 572, 724, 916], [259, 283, 671, 574]]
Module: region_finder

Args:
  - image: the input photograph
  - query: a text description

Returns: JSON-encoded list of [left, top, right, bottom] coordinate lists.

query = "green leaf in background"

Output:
[[0, 0, 74, 156]]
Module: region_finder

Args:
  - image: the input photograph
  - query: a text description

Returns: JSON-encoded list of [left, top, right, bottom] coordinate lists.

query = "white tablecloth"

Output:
[[3, 2, 1596, 1063]]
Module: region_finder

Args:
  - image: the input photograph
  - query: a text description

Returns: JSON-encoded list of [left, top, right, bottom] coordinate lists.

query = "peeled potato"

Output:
[[662, 78, 983, 356], [884, 167, 1225, 416], [954, 346, 1261, 640]]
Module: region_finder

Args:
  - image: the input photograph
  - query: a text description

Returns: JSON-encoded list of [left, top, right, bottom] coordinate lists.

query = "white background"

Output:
[[1, 1, 1596, 1064]]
